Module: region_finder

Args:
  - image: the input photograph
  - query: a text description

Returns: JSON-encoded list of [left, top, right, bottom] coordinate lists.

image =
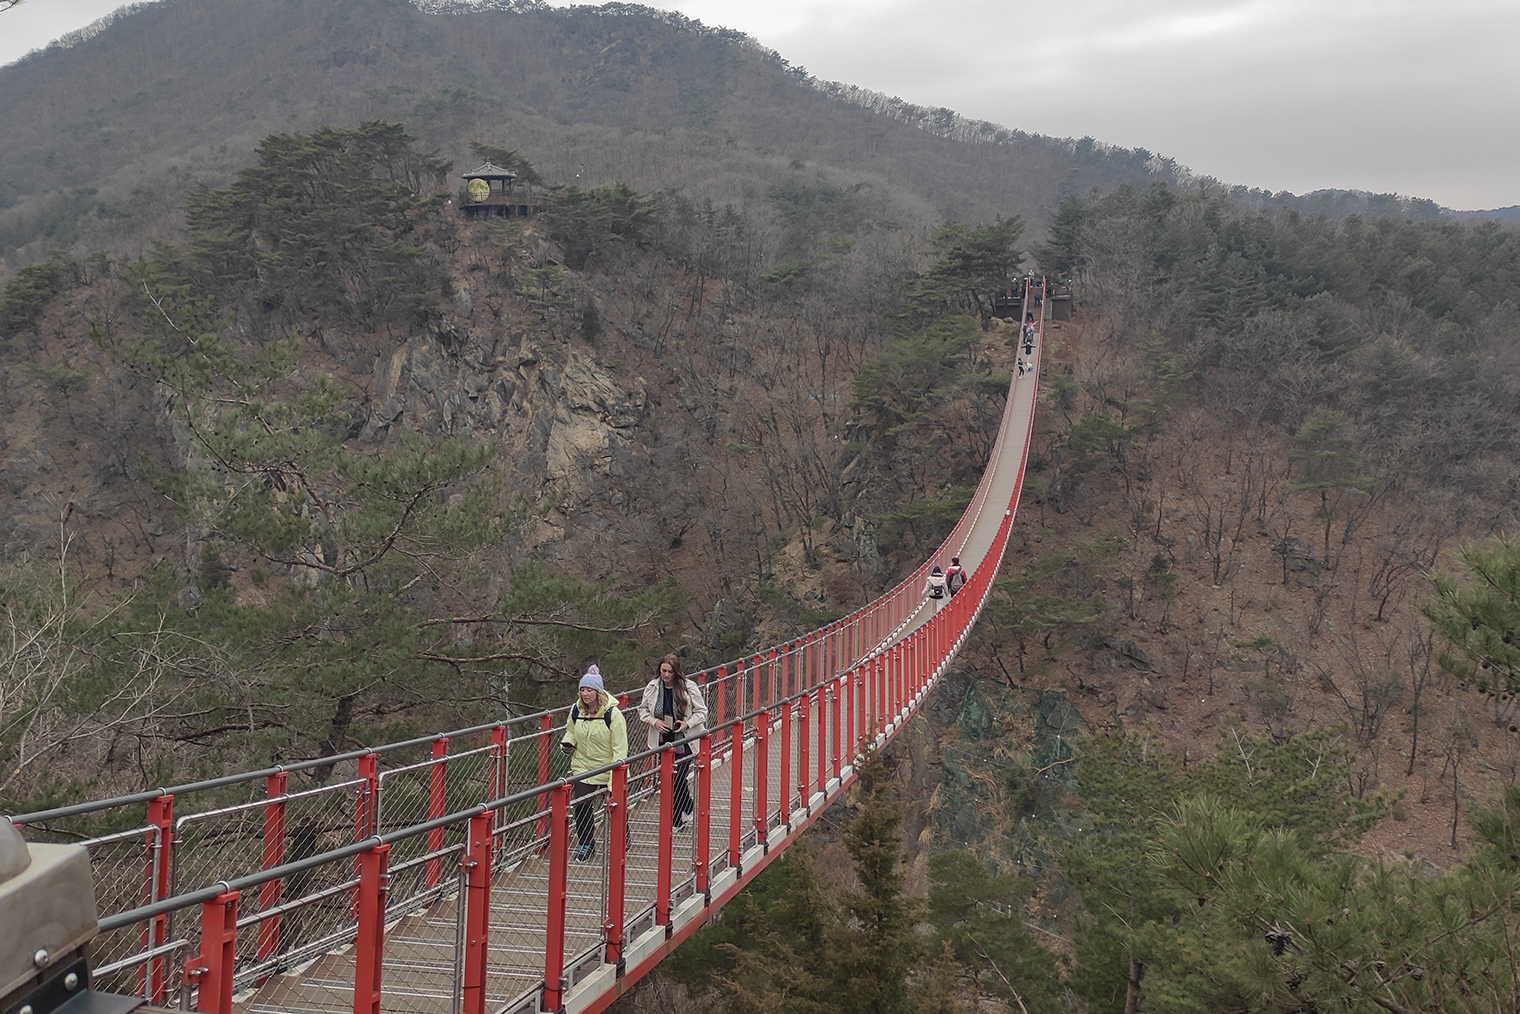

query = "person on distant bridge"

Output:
[[924, 565, 948, 613], [945, 557, 968, 597], [638, 653, 708, 830], [561, 665, 629, 863]]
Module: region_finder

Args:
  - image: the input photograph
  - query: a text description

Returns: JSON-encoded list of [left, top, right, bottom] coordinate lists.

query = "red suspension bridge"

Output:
[[10, 282, 1049, 1014]]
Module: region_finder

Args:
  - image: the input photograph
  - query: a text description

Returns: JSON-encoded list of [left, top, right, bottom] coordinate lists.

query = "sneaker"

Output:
[[575, 841, 595, 863], [672, 815, 685, 831]]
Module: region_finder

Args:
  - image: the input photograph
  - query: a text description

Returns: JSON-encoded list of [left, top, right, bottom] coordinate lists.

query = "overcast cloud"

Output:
[[5, 0, 1516, 209]]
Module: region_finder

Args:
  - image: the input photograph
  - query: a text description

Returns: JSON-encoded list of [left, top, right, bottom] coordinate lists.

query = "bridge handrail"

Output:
[[28, 283, 1045, 1014], [97, 475, 1024, 937], [8, 283, 1043, 832]]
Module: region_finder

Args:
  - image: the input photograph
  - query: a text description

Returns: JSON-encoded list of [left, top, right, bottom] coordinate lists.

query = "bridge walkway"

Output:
[[12, 283, 1049, 1014]]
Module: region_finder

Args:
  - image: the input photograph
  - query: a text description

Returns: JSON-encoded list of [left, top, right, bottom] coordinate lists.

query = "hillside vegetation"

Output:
[[0, 0, 1192, 273], [5, 4, 1520, 1012], [629, 186, 1520, 1014], [0, 111, 1030, 803]]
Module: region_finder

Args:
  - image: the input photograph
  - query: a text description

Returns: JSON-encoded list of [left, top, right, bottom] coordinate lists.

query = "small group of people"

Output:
[[923, 556, 969, 613], [559, 654, 707, 863], [1015, 314, 1036, 377]]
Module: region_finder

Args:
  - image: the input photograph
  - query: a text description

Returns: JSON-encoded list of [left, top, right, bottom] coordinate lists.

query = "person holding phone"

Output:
[[637, 653, 707, 829], [560, 665, 628, 862]]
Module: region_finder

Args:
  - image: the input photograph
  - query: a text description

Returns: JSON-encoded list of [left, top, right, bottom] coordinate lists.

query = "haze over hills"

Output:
[[0, 0, 1150, 270], [3, 0, 1513, 275]]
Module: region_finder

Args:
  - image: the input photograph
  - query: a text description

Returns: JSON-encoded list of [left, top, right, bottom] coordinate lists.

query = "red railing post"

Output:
[[753, 711, 769, 848], [780, 697, 793, 827], [606, 762, 629, 960], [356, 752, 379, 836], [893, 635, 903, 718], [143, 793, 173, 1005], [930, 616, 937, 686], [815, 688, 827, 796], [352, 753, 378, 919], [735, 658, 748, 719], [831, 677, 843, 781], [899, 629, 912, 711], [798, 691, 811, 812], [916, 628, 923, 703], [824, 624, 834, 686], [258, 773, 287, 962], [535, 714, 554, 843], [695, 733, 713, 896], [353, 843, 389, 1014], [349, 845, 389, 1014], [931, 618, 939, 688], [879, 653, 889, 729], [867, 655, 877, 738], [898, 641, 907, 716], [803, 632, 813, 693], [933, 612, 942, 682], [426, 735, 449, 888], [543, 784, 571, 1013], [856, 665, 866, 754], [656, 748, 674, 928], [841, 666, 852, 762], [922, 619, 930, 690], [768, 648, 778, 707], [728, 719, 744, 869], [899, 638, 909, 716], [187, 889, 237, 1013], [461, 812, 493, 1014]]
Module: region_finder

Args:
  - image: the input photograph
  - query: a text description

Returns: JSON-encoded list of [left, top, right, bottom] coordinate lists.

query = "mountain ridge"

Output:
[[2, 0, 1512, 255]]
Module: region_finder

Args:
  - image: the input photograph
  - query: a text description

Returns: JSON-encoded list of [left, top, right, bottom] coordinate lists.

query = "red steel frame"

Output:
[[142, 794, 173, 1005], [258, 773, 286, 962], [40, 278, 1050, 1014]]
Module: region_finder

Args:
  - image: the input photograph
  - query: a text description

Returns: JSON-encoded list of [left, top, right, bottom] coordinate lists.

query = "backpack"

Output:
[[572, 706, 615, 728], [946, 566, 965, 594]]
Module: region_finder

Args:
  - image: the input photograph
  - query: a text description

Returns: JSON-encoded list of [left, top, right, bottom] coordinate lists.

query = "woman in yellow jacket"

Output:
[[560, 665, 629, 862]]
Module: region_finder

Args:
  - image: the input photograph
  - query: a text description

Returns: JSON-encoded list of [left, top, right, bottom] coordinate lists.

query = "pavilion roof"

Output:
[[460, 161, 519, 180]]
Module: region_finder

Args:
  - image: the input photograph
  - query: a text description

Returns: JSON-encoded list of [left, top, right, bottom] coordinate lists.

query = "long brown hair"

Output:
[[658, 653, 690, 719]]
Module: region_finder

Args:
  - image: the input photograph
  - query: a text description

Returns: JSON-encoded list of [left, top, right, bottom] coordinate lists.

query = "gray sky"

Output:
[[5, 0, 1517, 210]]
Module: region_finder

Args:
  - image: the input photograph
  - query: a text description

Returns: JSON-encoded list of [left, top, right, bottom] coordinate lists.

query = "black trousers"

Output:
[[672, 755, 694, 822], [572, 781, 600, 846]]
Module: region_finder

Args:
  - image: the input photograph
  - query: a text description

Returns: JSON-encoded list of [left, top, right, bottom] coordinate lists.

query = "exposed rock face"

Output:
[[363, 322, 520, 442], [362, 322, 648, 491], [537, 346, 648, 485]]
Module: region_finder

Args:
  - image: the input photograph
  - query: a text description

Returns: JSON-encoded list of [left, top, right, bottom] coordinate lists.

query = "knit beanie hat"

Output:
[[579, 665, 604, 691]]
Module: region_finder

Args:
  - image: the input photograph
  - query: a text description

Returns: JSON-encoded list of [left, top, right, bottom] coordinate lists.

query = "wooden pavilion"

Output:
[[459, 161, 536, 217]]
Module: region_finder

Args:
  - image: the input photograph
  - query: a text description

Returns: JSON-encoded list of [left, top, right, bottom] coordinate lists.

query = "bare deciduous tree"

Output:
[[1, 508, 202, 801]]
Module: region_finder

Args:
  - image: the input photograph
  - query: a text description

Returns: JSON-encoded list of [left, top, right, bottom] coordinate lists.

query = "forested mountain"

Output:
[[7, 3, 1520, 1012], [0, 0, 1185, 271]]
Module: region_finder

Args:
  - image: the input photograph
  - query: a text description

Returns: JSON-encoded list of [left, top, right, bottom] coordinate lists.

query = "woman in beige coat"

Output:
[[637, 654, 708, 828]]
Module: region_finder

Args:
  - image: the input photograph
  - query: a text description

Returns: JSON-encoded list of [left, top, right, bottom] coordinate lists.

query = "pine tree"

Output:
[[835, 751, 923, 1014], [715, 752, 935, 1014], [1423, 533, 1520, 695]]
